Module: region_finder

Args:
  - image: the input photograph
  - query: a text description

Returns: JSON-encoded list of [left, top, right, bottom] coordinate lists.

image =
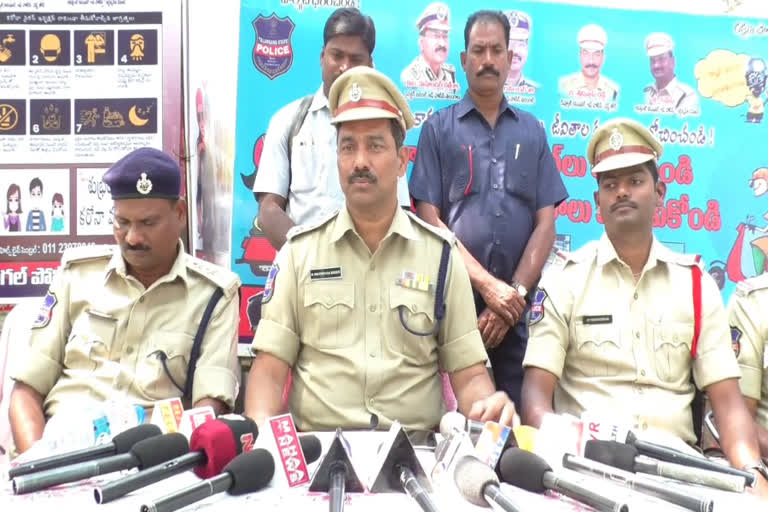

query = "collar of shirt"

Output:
[[329, 206, 420, 245], [595, 233, 676, 273], [651, 76, 680, 96], [105, 238, 190, 288], [309, 84, 329, 113], [455, 91, 518, 120]]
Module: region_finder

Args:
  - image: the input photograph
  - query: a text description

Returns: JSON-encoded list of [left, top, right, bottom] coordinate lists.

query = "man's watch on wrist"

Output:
[[511, 281, 528, 298], [744, 459, 768, 485]]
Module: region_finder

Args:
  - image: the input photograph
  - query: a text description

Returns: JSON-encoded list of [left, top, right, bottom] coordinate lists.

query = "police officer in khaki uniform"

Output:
[[727, 274, 768, 457], [245, 66, 516, 432], [503, 10, 540, 90], [520, 118, 768, 494], [400, 2, 458, 86], [558, 24, 619, 102], [643, 33, 699, 114], [9, 148, 241, 454]]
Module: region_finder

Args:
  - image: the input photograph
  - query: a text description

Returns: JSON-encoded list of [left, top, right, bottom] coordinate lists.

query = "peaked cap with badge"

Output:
[[416, 2, 451, 33], [587, 117, 663, 176], [103, 147, 182, 200], [329, 66, 415, 133]]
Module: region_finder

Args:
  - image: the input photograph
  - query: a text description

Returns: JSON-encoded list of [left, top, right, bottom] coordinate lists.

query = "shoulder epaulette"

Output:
[[60, 244, 115, 269], [406, 211, 456, 244], [286, 210, 340, 241], [735, 273, 768, 297], [563, 241, 598, 264], [186, 256, 240, 299]]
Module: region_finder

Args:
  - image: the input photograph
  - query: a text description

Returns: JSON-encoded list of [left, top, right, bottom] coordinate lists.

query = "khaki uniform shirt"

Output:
[[558, 72, 620, 101], [643, 77, 700, 112], [748, 95, 765, 115], [727, 274, 768, 429], [524, 235, 740, 443], [12, 243, 241, 416], [251, 207, 486, 431], [401, 55, 457, 85]]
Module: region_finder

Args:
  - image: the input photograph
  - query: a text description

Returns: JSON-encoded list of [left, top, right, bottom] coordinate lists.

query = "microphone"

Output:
[[626, 431, 755, 485], [453, 455, 522, 512], [499, 447, 630, 512], [563, 453, 713, 512], [439, 411, 484, 442], [94, 418, 258, 504], [8, 423, 161, 478], [586, 440, 746, 493], [309, 429, 364, 512], [140, 448, 275, 512], [12, 433, 189, 494], [297, 434, 322, 465]]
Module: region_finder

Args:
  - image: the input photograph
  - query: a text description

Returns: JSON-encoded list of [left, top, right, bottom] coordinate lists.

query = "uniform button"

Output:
[[492, 184, 499, 190], [494, 240, 501, 245], [369, 398, 375, 405], [642, 422, 648, 430], [633, 292, 638, 300], [411, 304, 418, 312], [492, 267, 498, 274], [369, 353, 376, 358], [139, 296, 145, 303], [491, 158, 497, 164], [637, 387, 644, 394], [325, 296, 332, 304], [370, 263, 376, 270], [126, 347, 134, 355], [495, 211, 502, 217], [635, 332, 640, 339], [641, 369, 646, 376], [369, 305, 376, 312]]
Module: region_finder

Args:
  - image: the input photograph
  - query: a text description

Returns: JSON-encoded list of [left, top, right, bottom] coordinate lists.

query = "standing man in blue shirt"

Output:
[[410, 10, 567, 407]]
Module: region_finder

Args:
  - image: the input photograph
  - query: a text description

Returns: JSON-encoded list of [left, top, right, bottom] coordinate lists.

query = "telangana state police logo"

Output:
[[730, 326, 742, 357], [252, 13, 295, 79], [528, 288, 548, 325]]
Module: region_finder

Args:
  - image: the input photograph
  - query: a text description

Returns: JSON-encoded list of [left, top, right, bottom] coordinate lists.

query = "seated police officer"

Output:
[[245, 67, 516, 432], [9, 148, 241, 453]]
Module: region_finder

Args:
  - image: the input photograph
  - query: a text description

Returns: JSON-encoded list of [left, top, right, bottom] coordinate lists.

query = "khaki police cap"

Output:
[[578, 24, 607, 51], [645, 32, 674, 57], [329, 66, 415, 132], [505, 10, 532, 39], [587, 118, 663, 175], [416, 2, 451, 33]]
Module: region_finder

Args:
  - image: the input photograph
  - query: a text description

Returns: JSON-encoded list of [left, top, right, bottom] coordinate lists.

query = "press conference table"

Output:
[[1, 432, 761, 512]]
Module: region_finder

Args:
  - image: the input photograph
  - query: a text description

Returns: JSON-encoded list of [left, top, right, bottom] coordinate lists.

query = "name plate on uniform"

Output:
[[310, 267, 343, 280], [582, 314, 613, 325]]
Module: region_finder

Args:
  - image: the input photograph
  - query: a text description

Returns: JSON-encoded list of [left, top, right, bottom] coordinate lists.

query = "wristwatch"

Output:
[[744, 459, 768, 485], [511, 281, 528, 298]]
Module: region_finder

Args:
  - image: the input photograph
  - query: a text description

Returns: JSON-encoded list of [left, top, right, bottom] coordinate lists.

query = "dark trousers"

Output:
[[487, 314, 528, 410]]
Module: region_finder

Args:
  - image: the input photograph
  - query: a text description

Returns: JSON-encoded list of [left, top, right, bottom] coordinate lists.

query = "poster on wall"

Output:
[[0, 0, 183, 303], [231, 0, 768, 339]]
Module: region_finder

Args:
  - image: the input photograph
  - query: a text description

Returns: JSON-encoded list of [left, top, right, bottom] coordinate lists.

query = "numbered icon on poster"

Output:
[[0, 99, 26, 135], [0, 30, 26, 66], [74, 98, 157, 135], [29, 30, 71, 66], [117, 29, 158, 66], [73, 30, 114, 66], [30, 99, 71, 136]]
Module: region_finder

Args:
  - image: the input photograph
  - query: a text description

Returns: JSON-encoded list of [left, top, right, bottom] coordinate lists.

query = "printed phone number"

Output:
[[0, 241, 95, 257]]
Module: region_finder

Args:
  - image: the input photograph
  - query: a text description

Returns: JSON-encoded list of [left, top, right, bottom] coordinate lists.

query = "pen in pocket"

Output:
[[465, 145, 474, 196]]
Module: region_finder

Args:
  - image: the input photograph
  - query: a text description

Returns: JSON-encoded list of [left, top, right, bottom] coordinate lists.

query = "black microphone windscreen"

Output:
[[131, 433, 190, 468], [112, 424, 162, 454], [225, 448, 275, 495], [299, 434, 322, 464], [499, 448, 550, 493], [218, 417, 258, 454], [585, 440, 637, 472], [453, 455, 498, 507]]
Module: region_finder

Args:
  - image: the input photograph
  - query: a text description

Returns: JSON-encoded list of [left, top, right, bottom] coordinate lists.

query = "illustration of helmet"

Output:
[[746, 57, 767, 95], [40, 33, 61, 62]]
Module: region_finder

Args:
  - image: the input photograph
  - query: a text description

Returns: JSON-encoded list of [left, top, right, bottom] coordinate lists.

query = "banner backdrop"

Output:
[[232, 0, 768, 341]]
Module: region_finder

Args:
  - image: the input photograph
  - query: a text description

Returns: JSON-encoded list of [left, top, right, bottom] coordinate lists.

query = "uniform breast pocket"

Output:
[[573, 324, 622, 378], [302, 282, 355, 349], [503, 148, 535, 204], [137, 332, 193, 399], [289, 131, 321, 193], [388, 286, 436, 362], [64, 313, 115, 372], [446, 144, 475, 202], [653, 323, 693, 384]]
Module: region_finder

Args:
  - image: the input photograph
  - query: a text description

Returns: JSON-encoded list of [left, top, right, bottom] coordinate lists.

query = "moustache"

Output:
[[348, 169, 377, 184], [434, 45, 447, 53], [125, 243, 151, 252], [586, 65, 598, 70], [611, 201, 637, 212], [477, 67, 500, 77]]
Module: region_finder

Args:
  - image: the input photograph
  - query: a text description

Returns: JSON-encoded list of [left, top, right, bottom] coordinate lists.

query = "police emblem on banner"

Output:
[[262, 263, 279, 304], [32, 290, 57, 329], [528, 288, 547, 325], [730, 326, 742, 357], [252, 13, 295, 79]]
